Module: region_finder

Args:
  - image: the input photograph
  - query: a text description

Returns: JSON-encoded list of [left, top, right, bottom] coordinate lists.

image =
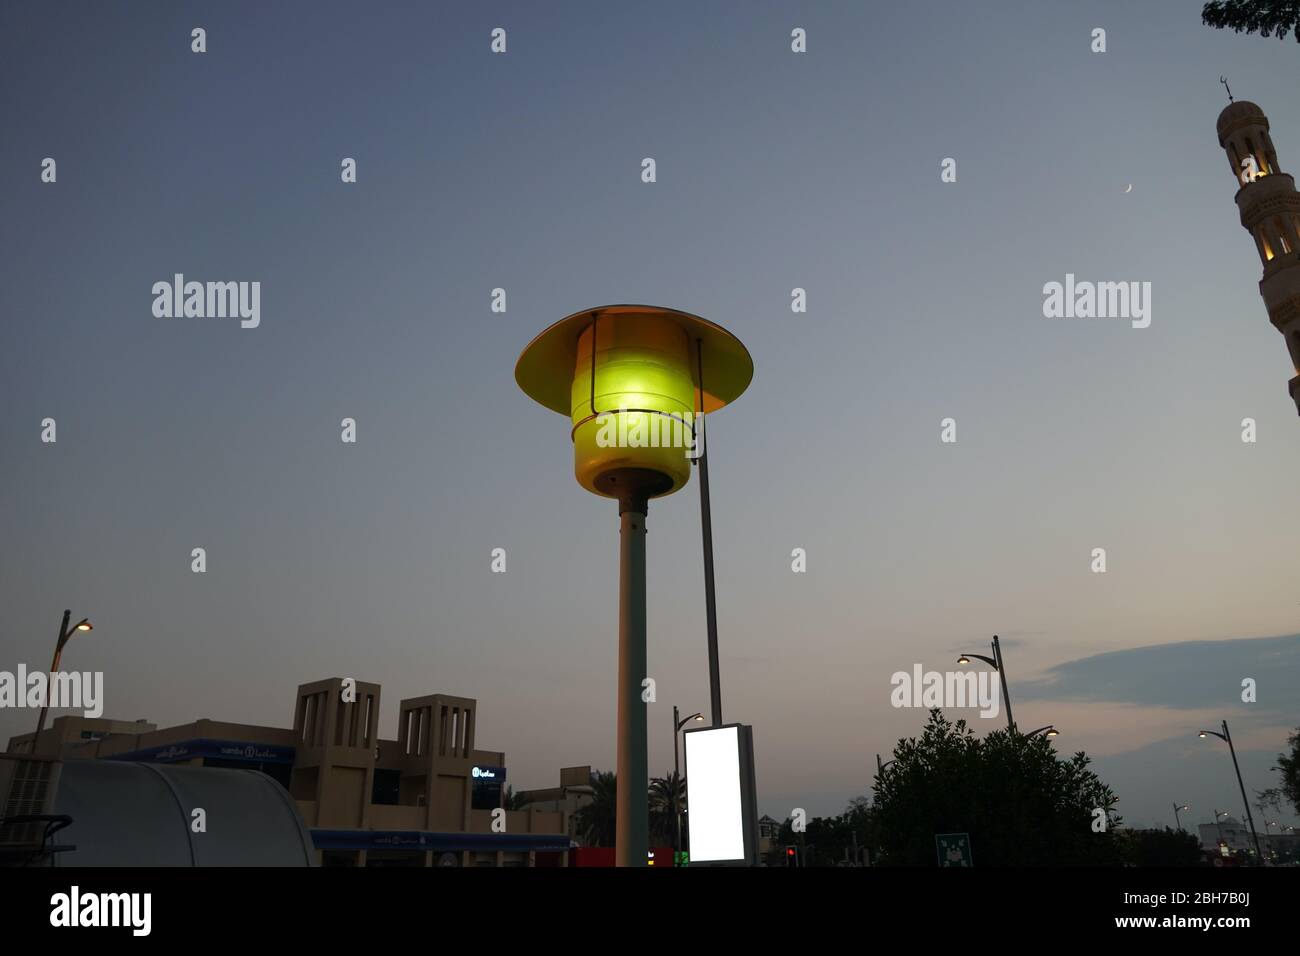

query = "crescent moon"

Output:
[[1125, 184, 1132, 193]]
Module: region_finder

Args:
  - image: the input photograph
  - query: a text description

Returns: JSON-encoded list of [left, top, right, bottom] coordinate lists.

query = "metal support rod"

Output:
[[696, 339, 723, 727], [33, 609, 71, 748], [616, 506, 649, 866], [993, 634, 1013, 733], [673, 705, 682, 855], [1223, 720, 1265, 863]]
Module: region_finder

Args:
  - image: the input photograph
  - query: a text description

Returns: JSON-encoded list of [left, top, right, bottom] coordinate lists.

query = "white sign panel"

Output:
[[685, 725, 745, 863]]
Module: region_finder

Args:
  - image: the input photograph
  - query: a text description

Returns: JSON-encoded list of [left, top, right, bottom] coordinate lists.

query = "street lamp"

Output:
[[1172, 803, 1190, 831], [956, 635, 1015, 731], [516, 305, 752, 866], [32, 610, 93, 747], [1199, 721, 1264, 863], [1024, 725, 1058, 739], [1213, 808, 1230, 849], [672, 706, 704, 857], [875, 754, 895, 777]]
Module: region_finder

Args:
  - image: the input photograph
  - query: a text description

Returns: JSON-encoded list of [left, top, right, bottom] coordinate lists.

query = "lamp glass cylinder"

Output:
[[571, 314, 696, 498]]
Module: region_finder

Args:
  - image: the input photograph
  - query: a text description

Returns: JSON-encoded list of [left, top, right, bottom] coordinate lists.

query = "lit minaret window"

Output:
[[1216, 94, 1300, 417]]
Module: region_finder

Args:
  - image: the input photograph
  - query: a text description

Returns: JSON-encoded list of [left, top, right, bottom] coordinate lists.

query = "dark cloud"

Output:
[[1018, 634, 1300, 714]]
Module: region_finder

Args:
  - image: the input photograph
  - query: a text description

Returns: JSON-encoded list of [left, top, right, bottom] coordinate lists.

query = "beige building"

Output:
[[516, 764, 596, 841], [7, 678, 572, 867]]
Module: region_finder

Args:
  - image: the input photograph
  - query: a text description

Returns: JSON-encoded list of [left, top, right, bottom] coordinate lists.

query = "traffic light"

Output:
[[785, 845, 799, 868]]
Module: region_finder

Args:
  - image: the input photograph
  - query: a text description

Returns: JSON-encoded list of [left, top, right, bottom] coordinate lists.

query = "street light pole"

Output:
[[672, 707, 703, 858], [694, 342, 723, 728], [615, 483, 654, 868], [957, 635, 1014, 732], [33, 609, 92, 750], [1172, 802, 1189, 831], [991, 635, 1014, 733], [1222, 720, 1264, 864], [673, 705, 680, 855], [1200, 722, 1264, 864]]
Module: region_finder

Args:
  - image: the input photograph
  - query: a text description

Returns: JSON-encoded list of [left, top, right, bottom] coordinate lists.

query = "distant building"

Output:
[[7, 678, 571, 867], [757, 814, 782, 856], [515, 765, 596, 842], [1197, 815, 1254, 855]]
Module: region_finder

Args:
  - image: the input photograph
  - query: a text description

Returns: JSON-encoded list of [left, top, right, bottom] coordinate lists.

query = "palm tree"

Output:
[[649, 772, 686, 848], [572, 770, 618, 847], [501, 784, 529, 811]]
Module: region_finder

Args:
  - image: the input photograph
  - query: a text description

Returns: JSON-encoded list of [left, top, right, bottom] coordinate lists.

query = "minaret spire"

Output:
[[1220, 75, 1233, 104], [1216, 99, 1300, 416]]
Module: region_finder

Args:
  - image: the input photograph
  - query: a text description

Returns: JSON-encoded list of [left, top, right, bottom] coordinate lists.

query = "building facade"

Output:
[[515, 764, 596, 842], [7, 678, 572, 867]]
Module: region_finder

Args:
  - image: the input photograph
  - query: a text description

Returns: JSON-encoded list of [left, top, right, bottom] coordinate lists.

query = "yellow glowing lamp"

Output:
[[516, 305, 753, 501]]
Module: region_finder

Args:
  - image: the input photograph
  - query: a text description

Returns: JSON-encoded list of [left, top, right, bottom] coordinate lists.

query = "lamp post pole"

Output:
[[695, 343, 723, 728], [33, 609, 92, 750], [1201, 722, 1264, 864], [673, 707, 703, 858], [957, 635, 1014, 732], [33, 609, 72, 745], [673, 705, 681, 855], [1221, 721, 1264, 864], [616, 491, 650, 867], [991, 635, 1015, 733]]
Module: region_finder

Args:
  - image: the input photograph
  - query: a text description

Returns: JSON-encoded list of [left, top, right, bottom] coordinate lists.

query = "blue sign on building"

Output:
[[107, 738, 297, 765]]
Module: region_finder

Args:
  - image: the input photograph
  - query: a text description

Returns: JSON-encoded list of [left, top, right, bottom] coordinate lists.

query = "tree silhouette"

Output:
[[1256, 727, 1300, 815], [572, 770, 618, 847], [1115, 827, 1205, 866], [872, 710, 1121, 865], [648, 772, 686, 847], [1202, 1, 1300, 43]]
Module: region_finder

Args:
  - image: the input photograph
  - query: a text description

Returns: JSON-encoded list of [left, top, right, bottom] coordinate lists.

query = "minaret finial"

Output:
[[1220, 75, 1234, 103]]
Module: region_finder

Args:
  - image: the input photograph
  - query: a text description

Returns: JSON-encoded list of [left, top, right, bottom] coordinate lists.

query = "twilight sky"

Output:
[[2, 1, 1298, 831]]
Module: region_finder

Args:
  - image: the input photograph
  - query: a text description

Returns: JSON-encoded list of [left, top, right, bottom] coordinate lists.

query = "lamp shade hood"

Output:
[[515, 305, 753, 500], [515, 305, 753, 416]]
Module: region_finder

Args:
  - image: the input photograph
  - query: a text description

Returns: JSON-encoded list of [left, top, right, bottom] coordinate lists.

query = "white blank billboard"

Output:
[[684, 724, 747, 863]]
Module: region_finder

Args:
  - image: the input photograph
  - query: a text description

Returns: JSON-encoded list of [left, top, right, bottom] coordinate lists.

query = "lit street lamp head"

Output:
[[515, 305, 753, 504]]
